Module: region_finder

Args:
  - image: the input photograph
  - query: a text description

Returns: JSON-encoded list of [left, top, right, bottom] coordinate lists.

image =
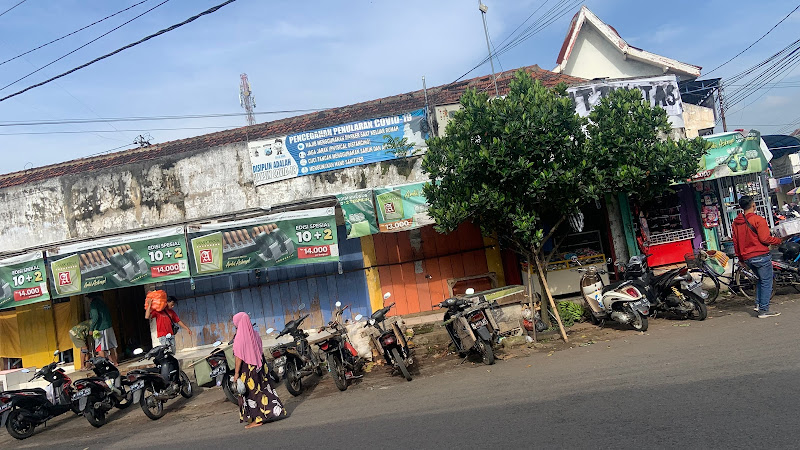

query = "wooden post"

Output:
[[533, 252, 568, 342], [526, 256, 537, 342]]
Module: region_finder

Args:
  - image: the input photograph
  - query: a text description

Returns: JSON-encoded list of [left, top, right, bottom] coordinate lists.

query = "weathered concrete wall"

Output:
[[0, 142, 426, 253], [683, 103, 715, 139]]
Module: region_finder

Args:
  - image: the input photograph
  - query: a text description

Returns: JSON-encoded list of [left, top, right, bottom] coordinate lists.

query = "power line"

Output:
[[0, 0, 152, 68], [0, 0, 27, 18], [0, 0, 171, 91], [0, 0, 238, 103], [705, 3, 800, 76]]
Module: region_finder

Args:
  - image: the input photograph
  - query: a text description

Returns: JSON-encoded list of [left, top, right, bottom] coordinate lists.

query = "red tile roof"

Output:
[[0, 65, 583, 190]]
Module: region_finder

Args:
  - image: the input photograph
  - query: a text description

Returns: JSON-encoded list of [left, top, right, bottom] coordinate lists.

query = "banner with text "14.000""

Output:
[[46, 227, 190, 298], [248, 108, 428, 186], [0, 252, 51, 309], [187, 207, 339, 276]]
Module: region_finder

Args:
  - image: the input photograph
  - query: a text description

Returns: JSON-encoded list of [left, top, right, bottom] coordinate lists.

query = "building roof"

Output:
[[0, 65, 583, 190], [553, 6, 701, 78]]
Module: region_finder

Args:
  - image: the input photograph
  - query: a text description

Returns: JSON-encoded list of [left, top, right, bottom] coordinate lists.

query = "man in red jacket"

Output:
[[732, 195, 782, 318]]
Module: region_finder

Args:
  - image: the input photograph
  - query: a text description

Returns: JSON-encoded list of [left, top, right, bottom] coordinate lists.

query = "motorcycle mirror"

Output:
[[607, 258, 613, 264], [354, 314, 363, 321], [465, 288, 475, 295], [266, 327, 275, 334], [53, 350, 60, 356], [383, 292, 392, 300], [212, 340, 222, 347], [298, 303, 306, 310], [20, 368, 31, 373], [571, 256, 579, 262], [335, 301, 341, 308], [133, 348, 144, 355]]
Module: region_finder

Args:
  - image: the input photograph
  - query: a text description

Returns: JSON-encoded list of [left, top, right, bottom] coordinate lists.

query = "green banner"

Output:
[[47, 227, 190, 298], [336, 190, 379, 239], [691, 130, 771, 181], [374, 182, 435, 233], [0, 252, 51, 309], [188, 207, 339, 276]]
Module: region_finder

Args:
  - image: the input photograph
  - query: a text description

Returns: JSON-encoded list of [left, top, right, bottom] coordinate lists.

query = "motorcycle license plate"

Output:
[[687, 281, 701, 291], [71, 388, 91, 401], [0, 403, 10, 414], [470, 318, 488, 330], [130, 380, 145, 391], [631, 300, 647, 309], [209, 365, 226, 377]]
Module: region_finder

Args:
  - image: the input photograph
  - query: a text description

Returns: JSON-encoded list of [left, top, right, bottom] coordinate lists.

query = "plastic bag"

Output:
[[145, 290, 167, 312]]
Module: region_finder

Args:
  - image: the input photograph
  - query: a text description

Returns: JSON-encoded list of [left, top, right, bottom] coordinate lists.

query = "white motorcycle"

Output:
[[574, 257, 650, 331]]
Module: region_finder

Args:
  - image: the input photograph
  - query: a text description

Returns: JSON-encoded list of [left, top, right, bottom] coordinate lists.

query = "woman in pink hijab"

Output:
[[233, 312, 286, 428]]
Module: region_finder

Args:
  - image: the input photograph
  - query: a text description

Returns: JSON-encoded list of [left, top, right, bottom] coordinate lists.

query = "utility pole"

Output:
[[718, 83, 728, 132], [478, 1, 499, 97], [239, 73, 256, 126]]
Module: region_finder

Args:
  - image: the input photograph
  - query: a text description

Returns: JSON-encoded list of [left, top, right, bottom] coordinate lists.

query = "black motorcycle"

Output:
[[201, 339, 238, 404], [268, 304, 324, 396], [0, 352, 80, 440], [316, 301, 364, 391], [622, 254, 707, 320], [72, 356, 132, 427], [127, 343, 192, 420], [365, 293, 413, 381], [436, 290, 499, 365]]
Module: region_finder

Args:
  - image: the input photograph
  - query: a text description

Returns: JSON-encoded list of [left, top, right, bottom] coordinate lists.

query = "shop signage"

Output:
[[187, 207, 339, 276], [0, 252, 51, 309], [249, 109, 428, 186], [374, 182, 435, 233], [566, 75, 685, 128], [336, 190, 379, 239], [691, 130, 772, 181], [46, 227, 190, 298]]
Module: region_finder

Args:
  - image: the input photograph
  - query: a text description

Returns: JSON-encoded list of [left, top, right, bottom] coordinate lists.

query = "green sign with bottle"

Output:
[[335, 189, 379, 239], [691, 130, 770, 181], [0, 252, 51, 309], [46, 226, 190, 298], [187, 207, 339, 276], [374, 182, 435, 233]]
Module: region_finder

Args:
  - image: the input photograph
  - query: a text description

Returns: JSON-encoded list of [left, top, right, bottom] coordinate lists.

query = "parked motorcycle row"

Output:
[[0, 336, 192, 440], [1, 257, 709, 441]]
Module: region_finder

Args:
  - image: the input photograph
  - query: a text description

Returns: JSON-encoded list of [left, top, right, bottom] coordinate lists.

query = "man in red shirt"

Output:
[[145, 296, 192, 354], [732, 195, 782, 318]]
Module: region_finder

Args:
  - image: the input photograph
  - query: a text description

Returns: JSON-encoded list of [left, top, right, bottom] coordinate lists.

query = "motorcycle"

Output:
[[771, 241, 800, 291], [316, 301, 365, 391], [267, 303, 324, 396], [621, 253, 707, 321], [575, 257, 650, 331], [365, 293, 413, 381], [0, 351, 80, 440], [127, 341, 192, 420], [71, 356, 132, 428], [436, 288, 499, 365]]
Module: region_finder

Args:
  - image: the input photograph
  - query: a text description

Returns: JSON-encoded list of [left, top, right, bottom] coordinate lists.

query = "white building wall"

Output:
[[561, 23, 663, 80]]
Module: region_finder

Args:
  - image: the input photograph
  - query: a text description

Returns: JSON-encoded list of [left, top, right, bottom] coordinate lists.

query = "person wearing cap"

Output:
[[145, 295, 192, 354], [89, 294, 118, 365]]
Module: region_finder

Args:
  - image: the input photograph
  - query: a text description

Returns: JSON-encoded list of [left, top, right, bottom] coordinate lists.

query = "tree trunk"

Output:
[[533, 250, 568, 342]]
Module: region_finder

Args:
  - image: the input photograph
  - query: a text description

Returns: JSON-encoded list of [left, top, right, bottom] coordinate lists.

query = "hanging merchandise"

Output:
[[701, 205, 720, 229]]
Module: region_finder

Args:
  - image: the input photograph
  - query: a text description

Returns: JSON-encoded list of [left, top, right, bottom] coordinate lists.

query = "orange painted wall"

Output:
[[373, 223, 491, 315]]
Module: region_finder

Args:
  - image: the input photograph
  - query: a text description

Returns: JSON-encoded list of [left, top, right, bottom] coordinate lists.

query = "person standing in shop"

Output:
[[732, 195, 782, 318], [145, 295, 192, 354], [89, 293, 118, 365]]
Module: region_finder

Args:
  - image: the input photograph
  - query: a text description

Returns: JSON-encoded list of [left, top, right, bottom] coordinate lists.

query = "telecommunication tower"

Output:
[[239, 73, 256, 126]]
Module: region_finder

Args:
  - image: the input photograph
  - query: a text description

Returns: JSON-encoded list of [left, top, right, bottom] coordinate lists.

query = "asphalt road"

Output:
[[3, 295, 799, 449]]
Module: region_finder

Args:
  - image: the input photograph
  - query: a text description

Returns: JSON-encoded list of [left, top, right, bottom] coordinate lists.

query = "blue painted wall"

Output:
[[162, 226, 369, 349]]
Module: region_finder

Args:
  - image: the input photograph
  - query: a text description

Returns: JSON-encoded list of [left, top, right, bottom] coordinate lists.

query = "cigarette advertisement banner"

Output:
[[188, 207, 339, 276], [335, 190, 379, 239], [249, 108, 428, 186], [47, 227, 190, 298], [691, 130, 772, 181], [0, 252, 50, 310], [374, 182, 435, 233]]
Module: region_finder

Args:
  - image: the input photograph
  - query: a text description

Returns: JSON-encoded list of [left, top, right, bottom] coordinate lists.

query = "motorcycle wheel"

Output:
[[327, 353, 348, 391], [5, 409, 35, 440], [314, 355, 324, 376], [688, 268, 720, 304], [630, 312, 648, 332], [391, 348, 412, 381], [84, 402, 106, 428], [686, 294, 708, 321], [140, 384, 166, 420], [222, 374, 239, 404], [475, 338, 495, 365], [285, 359, 304, 396], [179, 371, 193, 399]]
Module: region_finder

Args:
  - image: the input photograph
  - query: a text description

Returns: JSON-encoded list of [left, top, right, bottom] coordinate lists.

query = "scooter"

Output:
[[0, 351, 81, 440], [365, 292, 413, 381], [71, 356, 132, 428], [622, 254, 707, 320], [201, 339, 238, 404], [127, 341, 192, 420], [575, 257, 650, 331], [436, 288, 500, 365], [267, 303, 324, 396], [316, 301, 365, 391]]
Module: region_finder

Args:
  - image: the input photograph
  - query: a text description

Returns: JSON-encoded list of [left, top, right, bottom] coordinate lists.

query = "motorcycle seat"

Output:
[[771, 250, 786, 262], [602, 280, 628, 294], [4, 388, 47, 396]]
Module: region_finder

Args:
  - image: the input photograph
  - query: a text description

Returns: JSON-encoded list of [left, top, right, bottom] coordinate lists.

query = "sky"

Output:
[[0, 0, 798, 175]]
